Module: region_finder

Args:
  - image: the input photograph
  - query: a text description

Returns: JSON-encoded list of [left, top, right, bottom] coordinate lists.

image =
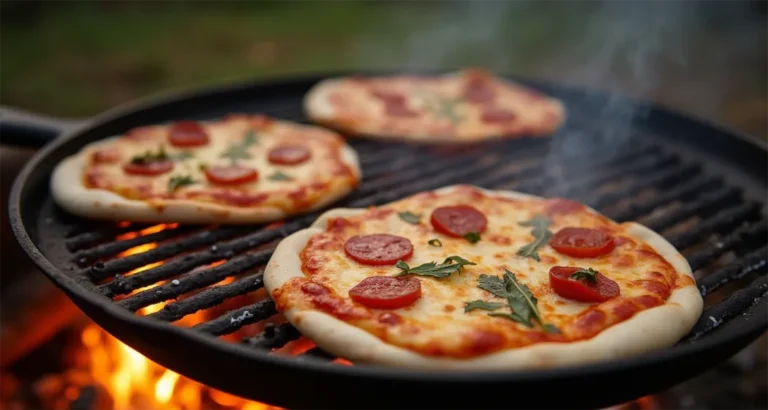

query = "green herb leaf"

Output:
[[543, 324, 561, 334], [477, 274, 509, 298], [516, 215, 553, 261], [130, 145, 168, 165], [395, 256, 476, 278], [464, 300, 504, 313], [198, 163, 209, 171], [476, 270, 559, 333], [428, 238, 442, 247], [168, 175, 197, 193], [420, 92, 465, 125], [463, 231, 481, 244], [268, 171, 293, 181], [570, 267, 600, 284], [397, 211, 421, 225], [220, 130, 259, 163]]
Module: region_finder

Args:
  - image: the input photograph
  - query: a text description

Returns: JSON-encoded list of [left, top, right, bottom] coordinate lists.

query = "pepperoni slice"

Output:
[[480, 108, 516, 123], [549, 266, 620, 303], [203, 165, 258, 185], [462, 78, 496, 103], [344, 234, 414, 266], [550, 227, 615, 258], [92, 148, 120, 164], [546, 198, 585, 216], [371, 90, 407, 105], [168, 121, 209, 147], [268, 145, 311, 165], [122, 160, 174, 176], [430, 205, 487, 237], [349, 276, 422, 309]]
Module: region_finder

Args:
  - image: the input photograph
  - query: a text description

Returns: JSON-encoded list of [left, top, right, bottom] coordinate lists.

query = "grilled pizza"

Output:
[[51, 115, 361, 224], [304, 68, 566, 143], [264, 185, 702, 370]]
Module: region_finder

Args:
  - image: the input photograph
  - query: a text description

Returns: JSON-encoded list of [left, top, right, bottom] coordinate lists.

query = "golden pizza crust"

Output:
[[264, 185, 703, 370], [51, 130, 361, 225], [304, 70, 566, 144]]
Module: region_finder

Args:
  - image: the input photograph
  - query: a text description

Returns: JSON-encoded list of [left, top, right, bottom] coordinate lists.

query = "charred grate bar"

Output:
[[60, 133, 767, 364]]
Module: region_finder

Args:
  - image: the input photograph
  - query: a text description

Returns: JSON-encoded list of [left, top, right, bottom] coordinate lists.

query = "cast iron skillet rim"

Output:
[[8, 71, 768, 383]]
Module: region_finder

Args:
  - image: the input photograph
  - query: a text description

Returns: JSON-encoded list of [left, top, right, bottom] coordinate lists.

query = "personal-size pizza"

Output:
[[304, 68, 566, 143], [264, 185, 702, 370], [51, 115, 361, 224]]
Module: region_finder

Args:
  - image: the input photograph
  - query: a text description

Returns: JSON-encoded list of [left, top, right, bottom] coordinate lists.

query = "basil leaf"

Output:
[[168, 175, 197, 193], [171, 151, 195, 161], [220, 130, 259, 163], [131, 145, 168, 165], [428, 238, 442, 247], [570, 267, 599, 284], [268, 171, 293, 181], [396, 256, 476, 278], [463, 231, 481, 244], [464, 300, 503, 313], [516, 215, 553, 261], [398, 211, 421, 225], [477, 274, 508, 298], [543, 324, 562, 334]]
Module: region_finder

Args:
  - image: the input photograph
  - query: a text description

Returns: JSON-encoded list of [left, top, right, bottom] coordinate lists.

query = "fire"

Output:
[[76, 322, 285, 409]]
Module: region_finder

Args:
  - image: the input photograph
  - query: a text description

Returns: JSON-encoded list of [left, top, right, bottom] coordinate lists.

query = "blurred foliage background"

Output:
[[1, 0, 766, 138]]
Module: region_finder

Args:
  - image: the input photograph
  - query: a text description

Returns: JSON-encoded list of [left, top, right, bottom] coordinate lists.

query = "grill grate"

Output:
[[61, 121, 768, 364]]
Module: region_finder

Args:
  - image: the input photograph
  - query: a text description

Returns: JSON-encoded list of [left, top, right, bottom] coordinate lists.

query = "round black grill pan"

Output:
[[5, 72, 767, 409]]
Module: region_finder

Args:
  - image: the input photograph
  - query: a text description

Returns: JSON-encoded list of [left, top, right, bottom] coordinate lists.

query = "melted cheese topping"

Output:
[[274, 186, 692, 359], [313, 69, 565, 141], [83, 115, 359, 211]]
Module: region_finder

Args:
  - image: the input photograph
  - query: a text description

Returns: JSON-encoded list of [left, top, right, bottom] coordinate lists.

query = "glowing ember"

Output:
[[75, 322, 284, 409]]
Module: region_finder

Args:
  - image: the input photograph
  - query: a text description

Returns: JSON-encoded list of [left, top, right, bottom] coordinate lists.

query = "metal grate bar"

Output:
[[685, 275, 768, 341], [73, 226, 199, 265], [589, 164, 701, 211], [667, 202, 762, 251], [82, 225, 257, 281], [243, 323, 301, 349], [108, 248, 272, 301], [697, 246, 768, 297], [147, 273, 265, 322], [510, 153, 679, 196], [193, 299, 277, 336], [554, 155, 680, 198], [687, 222, 768, 271], [66, 224, 152, 252], [607, 177, 723, 222], [645, 188, 742, 232]]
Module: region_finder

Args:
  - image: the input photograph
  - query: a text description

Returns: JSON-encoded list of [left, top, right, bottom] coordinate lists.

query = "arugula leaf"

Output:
[[516, 215, 553, 261], [428, 238, 442, 247], [543, 324, 562, 334], [477, 274, 509, 298], [397, 211, 421, 225], [130, 145, 168, 164], [570, 267, 599, 283], [268, 171, 293, 181], [464, 300, 503, 313], [475, 270, 560, 333], [463, 231, 481, 244], [168, 175, 197, 192], [395, 256, 476, 278], [220, 130, 259, 163], [504, 270, 537, 327]]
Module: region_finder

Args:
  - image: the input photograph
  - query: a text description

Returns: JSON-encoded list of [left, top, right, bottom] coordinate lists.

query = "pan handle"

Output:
[[0, 106, 89, 148]]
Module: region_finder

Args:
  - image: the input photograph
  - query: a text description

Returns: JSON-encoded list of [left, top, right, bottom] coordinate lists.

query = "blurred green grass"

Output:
[[1, 1, 765, 138]]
